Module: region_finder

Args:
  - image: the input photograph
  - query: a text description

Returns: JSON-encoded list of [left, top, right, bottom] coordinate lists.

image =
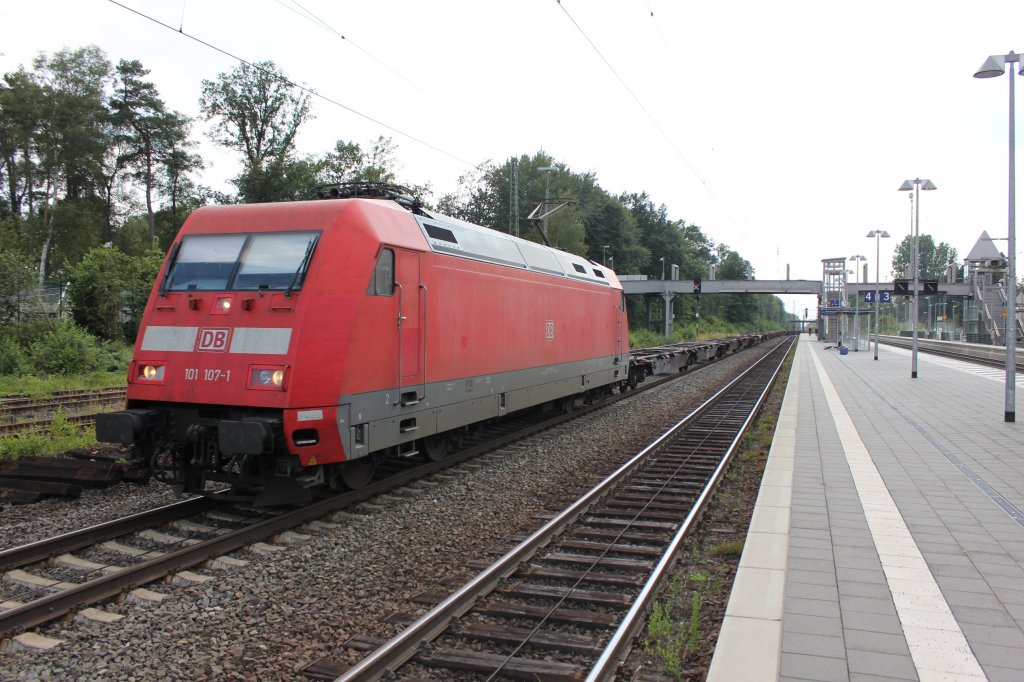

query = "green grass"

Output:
[[643, 567, 732, 679], [0, 408, 100, 461], [711, 540, 745, 557], [0, 371, 126, 398]]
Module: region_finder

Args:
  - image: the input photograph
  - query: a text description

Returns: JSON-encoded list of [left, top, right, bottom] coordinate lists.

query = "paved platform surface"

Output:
[[708, 335, 1024, 682]]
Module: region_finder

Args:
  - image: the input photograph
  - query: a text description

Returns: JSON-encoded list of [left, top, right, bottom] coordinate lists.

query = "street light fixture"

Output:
[[602, 245, 610, 266], [659, 256, 666, 280], [898, 178, 937, 378], [974, 50, 1020, 423], [850, 255, 866, 350], [867, 230, 891, 360]]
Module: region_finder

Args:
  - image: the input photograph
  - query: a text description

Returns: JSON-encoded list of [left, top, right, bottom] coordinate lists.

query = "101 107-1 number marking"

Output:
[[184, 368, 231, 382]]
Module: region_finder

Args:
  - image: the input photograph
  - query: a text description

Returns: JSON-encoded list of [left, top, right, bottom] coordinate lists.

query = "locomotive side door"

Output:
[[616, 291, 625, 364], [395, 248, 424, 404]]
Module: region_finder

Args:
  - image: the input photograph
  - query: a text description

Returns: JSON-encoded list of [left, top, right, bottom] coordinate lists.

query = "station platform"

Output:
[[708, 335, 1024, 682]]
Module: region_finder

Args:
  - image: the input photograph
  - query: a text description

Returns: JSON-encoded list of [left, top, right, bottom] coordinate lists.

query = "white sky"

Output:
[[3, 0, 1023, 319]]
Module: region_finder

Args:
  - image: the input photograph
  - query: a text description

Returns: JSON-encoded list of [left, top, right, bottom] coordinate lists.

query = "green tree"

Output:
[[315, 137, 415, 188], [24, 46, 114, 283], [67, 245, 163, 343], [891, 234, 958, 281], [714, 246, 756, 324], [199, 60, 313, 203], [156, 142, 206, 250], [110, 59, 194, 243], [0, 69, 48, 226], [436, 152, 644, 264]]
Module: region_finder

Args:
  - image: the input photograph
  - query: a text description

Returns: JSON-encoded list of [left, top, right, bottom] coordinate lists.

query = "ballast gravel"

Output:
[[0, 343, 779, 681]]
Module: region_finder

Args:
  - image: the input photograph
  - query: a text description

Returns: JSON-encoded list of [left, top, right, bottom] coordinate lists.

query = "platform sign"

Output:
[[863, 291, 891, 303], [828, 299, 841, 307]]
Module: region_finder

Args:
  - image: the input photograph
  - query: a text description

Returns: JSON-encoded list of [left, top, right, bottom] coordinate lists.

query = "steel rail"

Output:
[[587, 338, 791, 680], [0, 335, 782, 640], [0, 496, 219, 571], [0, 386, 640, 640], [0, 388, 126, 418], [878, 334, 1024, 371], [335, 336, 794, 681], [0, 473, 406, 637]]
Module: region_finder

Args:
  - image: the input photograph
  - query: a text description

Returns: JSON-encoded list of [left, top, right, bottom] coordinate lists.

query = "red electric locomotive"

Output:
[[97, 184, 630, 504]]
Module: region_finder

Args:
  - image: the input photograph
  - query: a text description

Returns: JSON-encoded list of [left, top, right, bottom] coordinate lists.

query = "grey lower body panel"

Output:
[[338, 356, 625, 459]]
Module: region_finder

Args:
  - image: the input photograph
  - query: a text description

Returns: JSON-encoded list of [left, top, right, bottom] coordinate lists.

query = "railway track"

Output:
[[878, 334, 1024, 371], [306, 335, 794, 681], [0, 387, 126, 437], [0, 335, 785, 649]]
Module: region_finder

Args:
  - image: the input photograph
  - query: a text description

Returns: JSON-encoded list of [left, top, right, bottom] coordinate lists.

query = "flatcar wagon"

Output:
[[97, 184, 630, 504]]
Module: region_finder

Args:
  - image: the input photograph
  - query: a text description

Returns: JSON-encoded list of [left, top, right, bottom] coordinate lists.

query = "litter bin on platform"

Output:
[[839, 346, 849, 356]]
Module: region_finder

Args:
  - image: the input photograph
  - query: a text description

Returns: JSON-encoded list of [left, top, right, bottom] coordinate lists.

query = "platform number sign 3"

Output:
[[545, 321, 555, 340]]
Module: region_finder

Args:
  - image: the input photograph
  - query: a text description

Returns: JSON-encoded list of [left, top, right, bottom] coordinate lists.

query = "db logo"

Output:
[[545, 321, 555, 340], [197, 327, 231, 352]]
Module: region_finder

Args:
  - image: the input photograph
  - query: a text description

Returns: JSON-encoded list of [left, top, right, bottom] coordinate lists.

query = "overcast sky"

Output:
[[3, 0, 1023, 318]]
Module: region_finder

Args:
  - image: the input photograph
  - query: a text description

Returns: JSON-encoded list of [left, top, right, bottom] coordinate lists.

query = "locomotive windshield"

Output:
[[164, 231, 320, 292]]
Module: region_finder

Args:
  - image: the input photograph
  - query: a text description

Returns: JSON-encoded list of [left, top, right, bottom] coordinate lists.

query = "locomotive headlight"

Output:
[[134, 363, 166, 383], [211, 295, 234, 315], [248, 366, 287, 390]]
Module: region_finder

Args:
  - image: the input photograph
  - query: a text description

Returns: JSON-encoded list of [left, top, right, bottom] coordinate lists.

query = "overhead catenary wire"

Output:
[[107, 0, 482, 170], [554, 0, 741, 235], [272, 0, 501, 150]]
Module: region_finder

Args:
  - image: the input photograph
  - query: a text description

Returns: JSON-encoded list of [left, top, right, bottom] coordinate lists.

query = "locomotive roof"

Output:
[[416, 208, 618, 288]]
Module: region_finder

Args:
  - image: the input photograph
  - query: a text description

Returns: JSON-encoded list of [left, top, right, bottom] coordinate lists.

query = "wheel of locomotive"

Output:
[[338, 456, 376, 489], [422, 433, 453, 462], [560, 395, 576, 413]]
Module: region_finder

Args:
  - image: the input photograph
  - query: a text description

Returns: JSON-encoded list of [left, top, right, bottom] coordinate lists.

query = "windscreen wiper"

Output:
[[285, 235, 319, 298]]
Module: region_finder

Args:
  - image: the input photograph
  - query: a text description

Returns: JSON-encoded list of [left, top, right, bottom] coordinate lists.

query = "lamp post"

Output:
[[602, 245, 610, 266], [867, 230, 890, 360], [660, 256, 665, 280], [850, 255, 866, 350], [975, 51, 1019, 423], [538, 166, 558, 240], [899, 178, 937, 378]]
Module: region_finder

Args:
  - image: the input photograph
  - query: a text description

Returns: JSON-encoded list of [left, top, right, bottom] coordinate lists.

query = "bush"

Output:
[[67, 246, 164, 344], [0, 337, 30, 375], [0, 250, 37, 324], [0, 318, 62, 347], [28, 321, 104, 375], [98, 340, 133, 373]]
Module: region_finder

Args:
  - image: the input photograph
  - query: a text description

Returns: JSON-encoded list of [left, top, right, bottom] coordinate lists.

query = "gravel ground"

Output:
[[0, 341, 782, 681]]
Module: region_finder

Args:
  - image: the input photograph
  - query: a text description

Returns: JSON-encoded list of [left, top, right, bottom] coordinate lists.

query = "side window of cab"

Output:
[[369, 248, 394, 296]]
